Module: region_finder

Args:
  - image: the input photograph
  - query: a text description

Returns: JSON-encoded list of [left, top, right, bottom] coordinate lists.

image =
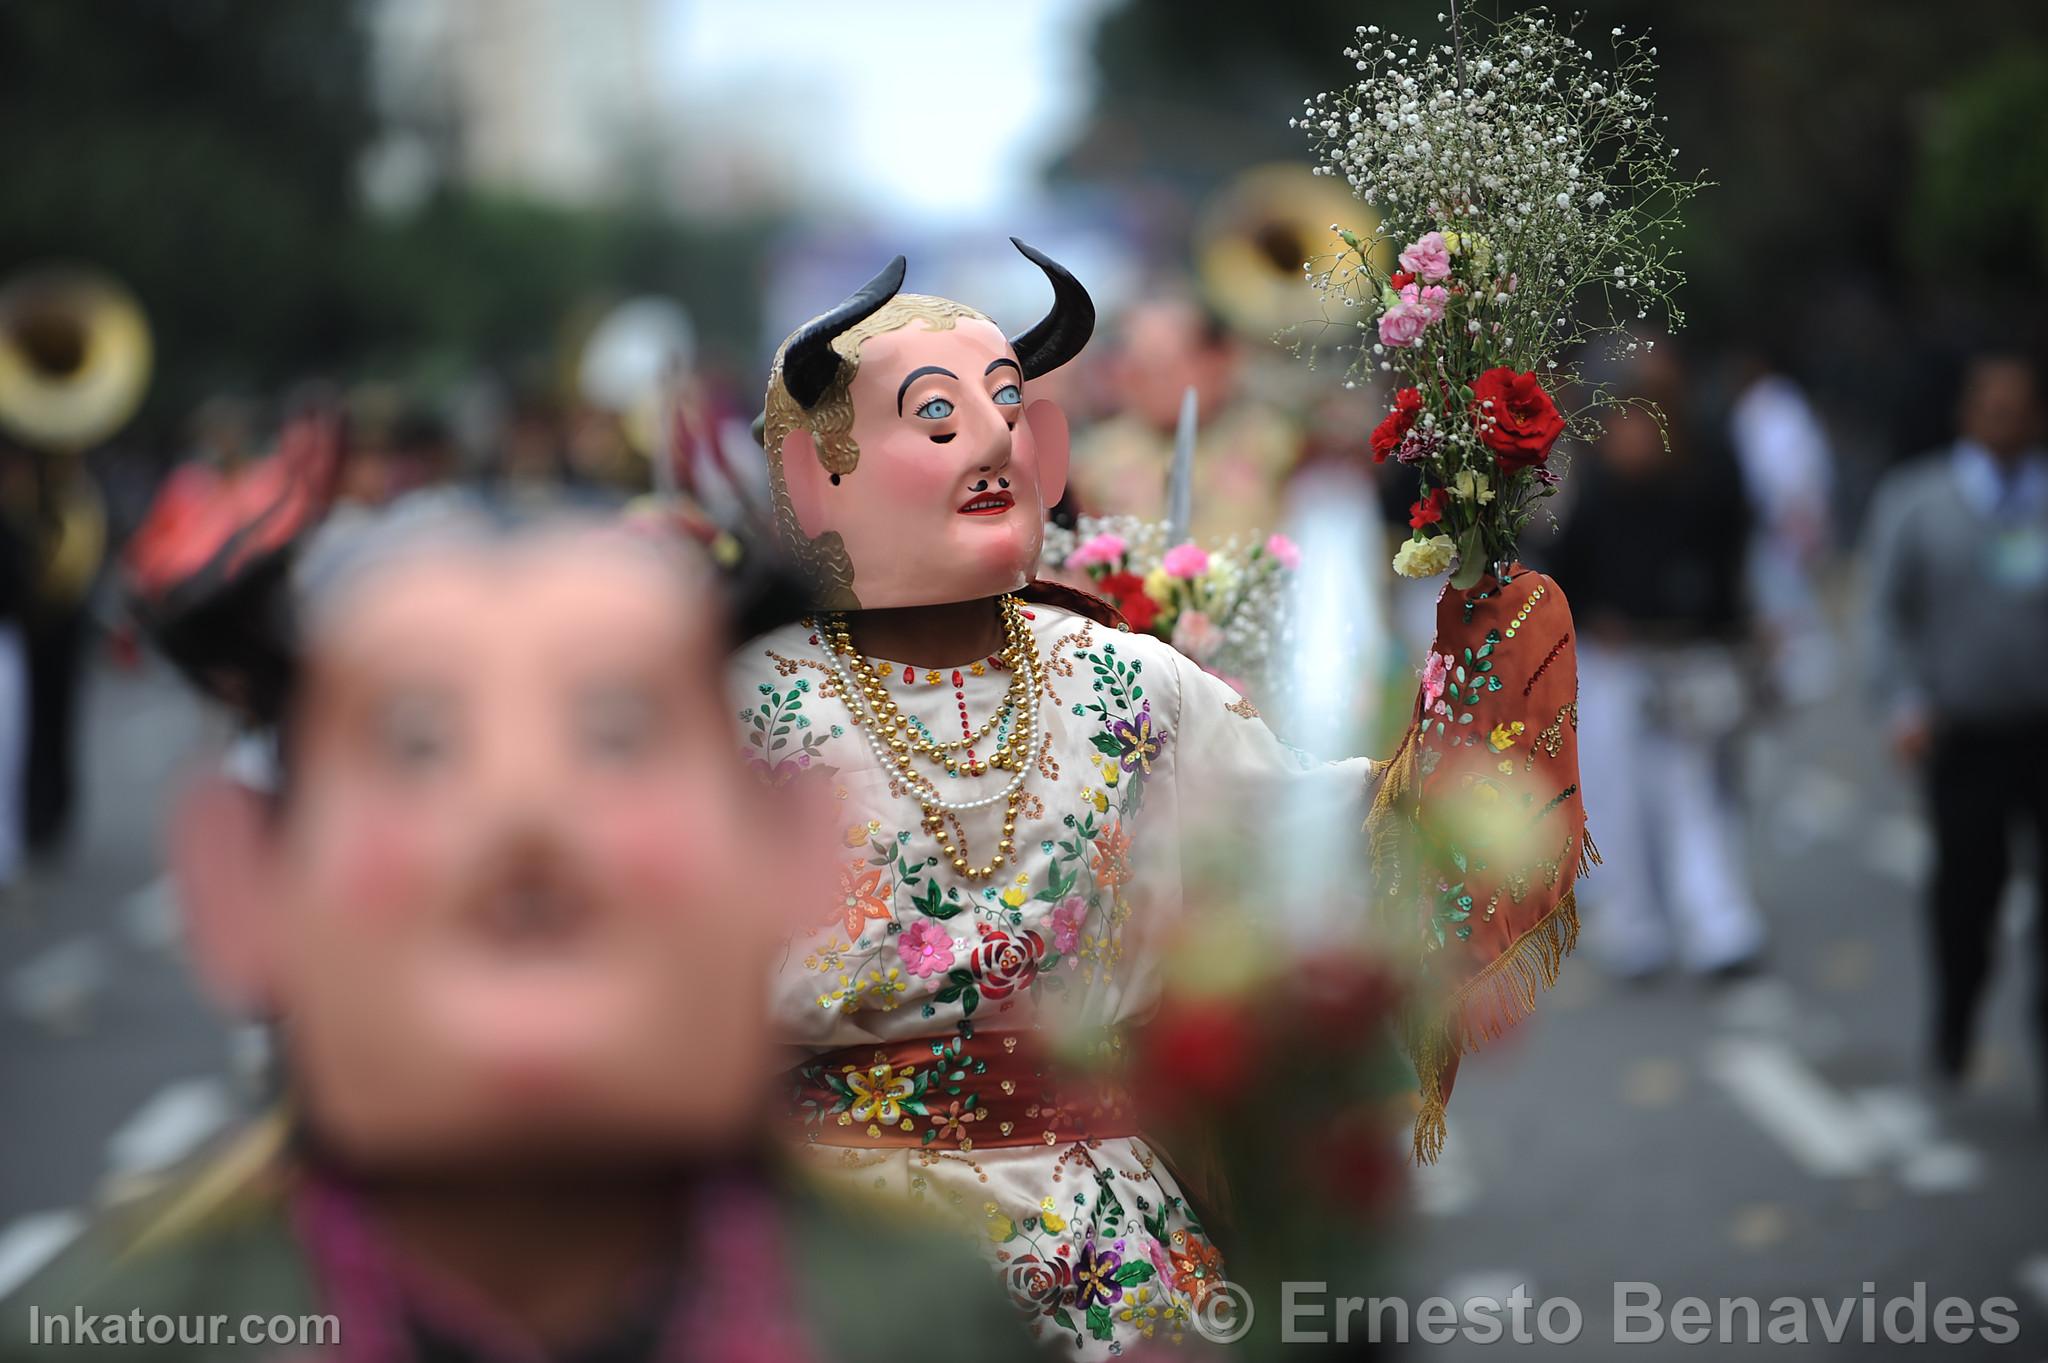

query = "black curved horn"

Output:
[[781, 255, 907, 409], [1007, 238, 1095, 379]]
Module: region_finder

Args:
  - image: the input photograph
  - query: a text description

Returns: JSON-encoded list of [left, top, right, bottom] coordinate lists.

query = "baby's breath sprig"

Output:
[[1293, 9, 1705, 583]]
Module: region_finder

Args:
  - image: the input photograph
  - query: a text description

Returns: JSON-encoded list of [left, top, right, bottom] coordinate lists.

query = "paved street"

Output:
[[2, 650, 2044, 1357]]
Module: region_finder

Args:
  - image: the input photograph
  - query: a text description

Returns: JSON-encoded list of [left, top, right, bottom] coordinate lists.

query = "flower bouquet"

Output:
[[1041, 514, 1300, 697], [1295, 9, 1699, 1158]]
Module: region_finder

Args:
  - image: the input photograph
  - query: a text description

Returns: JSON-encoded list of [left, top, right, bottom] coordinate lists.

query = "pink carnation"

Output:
[[897, 919, 956, 977], [1411, 283, 1449, 324], [1161, 542, 1210, 579], [1398, 231, 1453, 282], [1264, 533, 1301, 570], [1170, 609, 1223, 663], [1377, 299, 1429, 349], [1066, 532, 1128, 570]]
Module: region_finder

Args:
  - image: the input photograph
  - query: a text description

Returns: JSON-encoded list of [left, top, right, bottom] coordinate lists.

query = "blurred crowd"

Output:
[[6, 269, 2043, 1109]]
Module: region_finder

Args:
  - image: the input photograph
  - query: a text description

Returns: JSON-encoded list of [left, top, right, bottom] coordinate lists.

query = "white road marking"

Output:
[[2017, 1255, 2048, 1312], [4, 936, 110, 1031], [1705, 1037, 1883, 1178], [1410, 1123, 1479, 1218], [1439, 1271, 1535, 1310], [104, 1077, 234, 1177], [120, 875, 181, 952], [1857, 1086, 1983, 1194], [1716, 976, 1799, 1035], [0, 1211, 84, 1299]]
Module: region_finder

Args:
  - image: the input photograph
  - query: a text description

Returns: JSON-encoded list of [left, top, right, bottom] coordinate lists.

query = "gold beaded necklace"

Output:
[[812, 595, 1041, 881]]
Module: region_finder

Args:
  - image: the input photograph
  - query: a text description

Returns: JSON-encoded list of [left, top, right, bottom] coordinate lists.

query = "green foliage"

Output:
[[0, 0, 766, 439], [1909, 49, 2048, 289]]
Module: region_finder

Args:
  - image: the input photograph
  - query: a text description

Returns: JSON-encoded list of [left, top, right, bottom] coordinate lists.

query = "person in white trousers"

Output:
[[1541, 343, 1768, 979]]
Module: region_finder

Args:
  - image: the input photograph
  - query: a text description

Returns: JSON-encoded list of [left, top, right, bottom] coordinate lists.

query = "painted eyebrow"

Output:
[[985, 357, 1021, 377], [897, 365, 958, 415]]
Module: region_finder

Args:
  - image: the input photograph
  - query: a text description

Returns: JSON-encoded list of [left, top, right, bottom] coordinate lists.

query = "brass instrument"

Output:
[[0, 266, 150, 609], [0, 266, 151, 454], [1194, 163, 1387, 340]]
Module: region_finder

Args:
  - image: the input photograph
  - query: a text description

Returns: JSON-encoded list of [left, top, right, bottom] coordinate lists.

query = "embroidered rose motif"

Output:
[[1005, 1254, 1073, 1315], [970, 928, 1046, 999]]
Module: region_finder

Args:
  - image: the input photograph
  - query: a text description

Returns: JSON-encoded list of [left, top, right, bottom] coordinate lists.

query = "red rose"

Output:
[[1368, 386, 1424, 463], [1469, 367, 1565, 469], [970, 928, 1045, 999], [1408, 487, 1447, 529], [1098, 570, 1159, 632], [1389, 269, 1415, 290], [1138, 998, 1258, 1113]]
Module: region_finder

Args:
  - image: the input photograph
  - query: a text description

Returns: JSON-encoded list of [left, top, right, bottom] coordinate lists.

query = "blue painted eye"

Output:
[[914, 396, 955, 420], [992, 384, 1022, 406]]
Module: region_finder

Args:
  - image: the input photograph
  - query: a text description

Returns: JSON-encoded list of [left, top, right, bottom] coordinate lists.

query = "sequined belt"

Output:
[[782, 1033, 1139, 1152]]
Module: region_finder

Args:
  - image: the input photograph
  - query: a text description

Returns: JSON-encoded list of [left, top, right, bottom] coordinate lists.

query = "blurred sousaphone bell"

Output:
[[1194, 163, 1388, 339], [0, 265, 152, 455], [0, 266, 149, 609]]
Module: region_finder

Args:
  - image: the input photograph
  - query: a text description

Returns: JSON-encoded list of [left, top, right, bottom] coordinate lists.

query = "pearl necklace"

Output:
[[812, 596, 1041, 881]]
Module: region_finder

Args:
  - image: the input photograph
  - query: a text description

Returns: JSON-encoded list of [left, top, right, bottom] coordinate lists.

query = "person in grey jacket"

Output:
[[1860, 353, 2048, 1108]]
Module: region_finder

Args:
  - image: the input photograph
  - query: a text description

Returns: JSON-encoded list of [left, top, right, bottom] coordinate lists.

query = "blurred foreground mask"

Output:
[[129, 475, 826, 1171], [761, 240, 1094, 610]]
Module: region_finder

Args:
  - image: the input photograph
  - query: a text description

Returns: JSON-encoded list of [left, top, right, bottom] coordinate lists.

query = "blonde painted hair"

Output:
[[759, 293, 992, 606]]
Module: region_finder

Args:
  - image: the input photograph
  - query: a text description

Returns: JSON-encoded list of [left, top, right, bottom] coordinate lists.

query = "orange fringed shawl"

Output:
[[1368, 564, 1596, 1163]]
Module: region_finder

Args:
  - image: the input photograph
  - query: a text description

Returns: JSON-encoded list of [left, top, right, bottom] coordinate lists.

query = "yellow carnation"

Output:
[[1392, 534, 1457, 579], [1453, 469, 1495, 505], [1143, 566, 1174, 605]]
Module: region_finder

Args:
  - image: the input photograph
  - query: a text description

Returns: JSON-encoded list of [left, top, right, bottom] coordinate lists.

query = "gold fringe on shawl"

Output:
[[1365, 718, 1595, 1165], [1405, 887, 1581, 1164]]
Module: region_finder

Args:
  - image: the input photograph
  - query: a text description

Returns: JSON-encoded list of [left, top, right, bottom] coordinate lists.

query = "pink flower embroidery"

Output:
[[1420, 651, 1453, 708], [896, 919, 955, 977], [1051, 896, 1087, 954]]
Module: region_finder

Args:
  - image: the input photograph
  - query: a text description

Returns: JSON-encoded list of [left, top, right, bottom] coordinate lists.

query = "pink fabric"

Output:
[[292, 1169, 816, 1363]]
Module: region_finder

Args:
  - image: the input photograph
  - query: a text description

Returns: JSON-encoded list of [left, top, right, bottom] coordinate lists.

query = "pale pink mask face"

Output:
[[780, 317, 1071, 608], [173, 533, 830, 1170]]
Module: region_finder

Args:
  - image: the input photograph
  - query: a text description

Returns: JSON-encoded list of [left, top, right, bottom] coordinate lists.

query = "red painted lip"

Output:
[[957, 490, 1015, 515]]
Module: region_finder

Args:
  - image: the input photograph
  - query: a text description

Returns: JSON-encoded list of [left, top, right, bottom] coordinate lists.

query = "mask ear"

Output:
[[1023, 399, 1070, 508], [779, 429, 831, 539], [170, 770, 281, 1016]]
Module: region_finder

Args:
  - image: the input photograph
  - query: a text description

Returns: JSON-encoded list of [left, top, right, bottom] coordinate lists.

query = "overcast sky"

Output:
[[664, 0, 1116, 226]]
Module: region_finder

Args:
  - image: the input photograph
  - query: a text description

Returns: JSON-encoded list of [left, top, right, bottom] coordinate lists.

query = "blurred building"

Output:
[[365, 0, 669, 208]]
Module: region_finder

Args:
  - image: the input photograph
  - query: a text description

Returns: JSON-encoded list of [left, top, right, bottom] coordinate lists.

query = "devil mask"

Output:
[[761, 239, 1094, 610]]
